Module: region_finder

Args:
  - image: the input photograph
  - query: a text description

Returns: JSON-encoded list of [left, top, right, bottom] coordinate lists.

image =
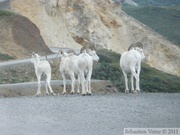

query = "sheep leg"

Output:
[[70, 73, 76, 94], [122, 70, 129, 94], [87, 80, 91, 95], [86, 70, 92, 95], [80, 71, 86, 95], [136, 63, 141, 92], [45, 79, 49, 95], [46, 73, 55, 95], [130, 68, 140, 93], [136, 76, 140, 93], [36, 74, 41, 96], [130, 74, 135, 93], [76, 74, 80, 94], [62, 73, 67, 95]]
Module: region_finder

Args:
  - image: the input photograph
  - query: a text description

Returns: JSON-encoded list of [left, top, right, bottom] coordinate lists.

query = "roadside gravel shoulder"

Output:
[[0, 93, 179, 135]]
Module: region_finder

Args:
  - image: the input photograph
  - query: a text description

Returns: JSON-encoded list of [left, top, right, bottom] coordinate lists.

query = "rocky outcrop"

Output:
[[10, 0, 180, 76]]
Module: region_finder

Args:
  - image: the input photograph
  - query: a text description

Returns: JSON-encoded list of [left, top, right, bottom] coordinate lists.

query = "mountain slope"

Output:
[[10, 0, 180, 76], [122, 6, 180, 46], [131, 0, 180, 6], [0, 10, 52, 60]]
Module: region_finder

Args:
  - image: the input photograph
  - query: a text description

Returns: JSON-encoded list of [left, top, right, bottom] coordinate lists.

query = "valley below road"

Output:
[[0, 93, 179, 135]]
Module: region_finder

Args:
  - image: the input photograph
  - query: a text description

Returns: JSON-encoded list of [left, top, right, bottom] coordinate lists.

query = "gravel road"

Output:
[[0, 93, 179, 135]]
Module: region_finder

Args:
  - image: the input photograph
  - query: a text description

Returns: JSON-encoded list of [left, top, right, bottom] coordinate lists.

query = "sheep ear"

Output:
[[56, 50, 63, 58], [32, 51, 35, 57], [80, 46, 87, 53]]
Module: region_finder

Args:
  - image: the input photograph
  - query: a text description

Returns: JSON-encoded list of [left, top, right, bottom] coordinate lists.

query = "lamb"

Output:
[[120, 47, 145, 93], [31, 52, 55, 96]]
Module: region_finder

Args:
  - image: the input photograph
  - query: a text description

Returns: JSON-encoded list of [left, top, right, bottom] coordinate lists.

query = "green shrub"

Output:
[[0, 53, 15, 61], [0, 10, 13, 16]]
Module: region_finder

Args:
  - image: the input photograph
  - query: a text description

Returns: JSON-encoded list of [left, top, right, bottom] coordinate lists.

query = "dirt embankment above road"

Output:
[[0, 11, 52, 60]]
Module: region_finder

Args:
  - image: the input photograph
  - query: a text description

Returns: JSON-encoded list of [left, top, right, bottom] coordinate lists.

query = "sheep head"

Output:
[[80, 44, 96, 54], [80, 44, 99, 61], [128, 42, 143, 51]]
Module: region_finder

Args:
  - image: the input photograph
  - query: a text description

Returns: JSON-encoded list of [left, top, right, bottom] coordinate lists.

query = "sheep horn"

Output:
[[66, 49, 76, 55], [80, 44, 96, 53], [128, 42, 143, 51], [80, 46, 87, 53], [87, 44, 96, 51]]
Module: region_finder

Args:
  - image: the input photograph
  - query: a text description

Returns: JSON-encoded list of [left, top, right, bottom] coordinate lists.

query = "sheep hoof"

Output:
[[62, 92, 66, 95], [87, 92, 92, 96], [132, 90, 136, 94], [82, 94, 86, 96], [125, 90, 129, 94], [136, 90, 140, 93], [70, 91, 74, 94], [51, 92, 56, 96], [76, 92, 80, 94], [36, 93, 41, 97]]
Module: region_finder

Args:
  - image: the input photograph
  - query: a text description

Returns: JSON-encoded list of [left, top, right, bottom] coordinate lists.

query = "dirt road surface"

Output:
[[0, 93, 179, 135]]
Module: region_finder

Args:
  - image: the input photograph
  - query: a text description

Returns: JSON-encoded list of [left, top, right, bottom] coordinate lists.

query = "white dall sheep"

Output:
[[76, 45, 99, 95], [120, 47, 145, 93], [57, 50, 78, 94], [31, 52, 55, 96], [57, 45, 99, 95]]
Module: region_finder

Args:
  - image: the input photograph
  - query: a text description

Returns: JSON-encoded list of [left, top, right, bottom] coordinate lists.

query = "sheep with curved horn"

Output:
[[80, 44, 96, 53], [128, 42, 143, 51], [57, 45, 99, 95], [31, 52, 55, 96], [120, 47, 146, 93]]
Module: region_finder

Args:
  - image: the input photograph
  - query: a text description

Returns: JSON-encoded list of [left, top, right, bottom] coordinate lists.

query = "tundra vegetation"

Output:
[[0, 53, 15, 61], [0, 10, 13, 16]]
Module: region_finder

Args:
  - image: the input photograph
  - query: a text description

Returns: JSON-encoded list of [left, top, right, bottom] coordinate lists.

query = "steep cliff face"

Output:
[[11, 0, 180, 76]]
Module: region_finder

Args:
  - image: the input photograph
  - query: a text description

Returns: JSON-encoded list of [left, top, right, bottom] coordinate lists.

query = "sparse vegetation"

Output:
[[0, 53, 15, 61], [0, 10, 13, 16], [92, 49, 180, 93]]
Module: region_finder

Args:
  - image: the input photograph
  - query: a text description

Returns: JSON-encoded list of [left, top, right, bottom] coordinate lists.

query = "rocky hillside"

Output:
[[0, 10, 52, 60], [7, 0, 180, 76]]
